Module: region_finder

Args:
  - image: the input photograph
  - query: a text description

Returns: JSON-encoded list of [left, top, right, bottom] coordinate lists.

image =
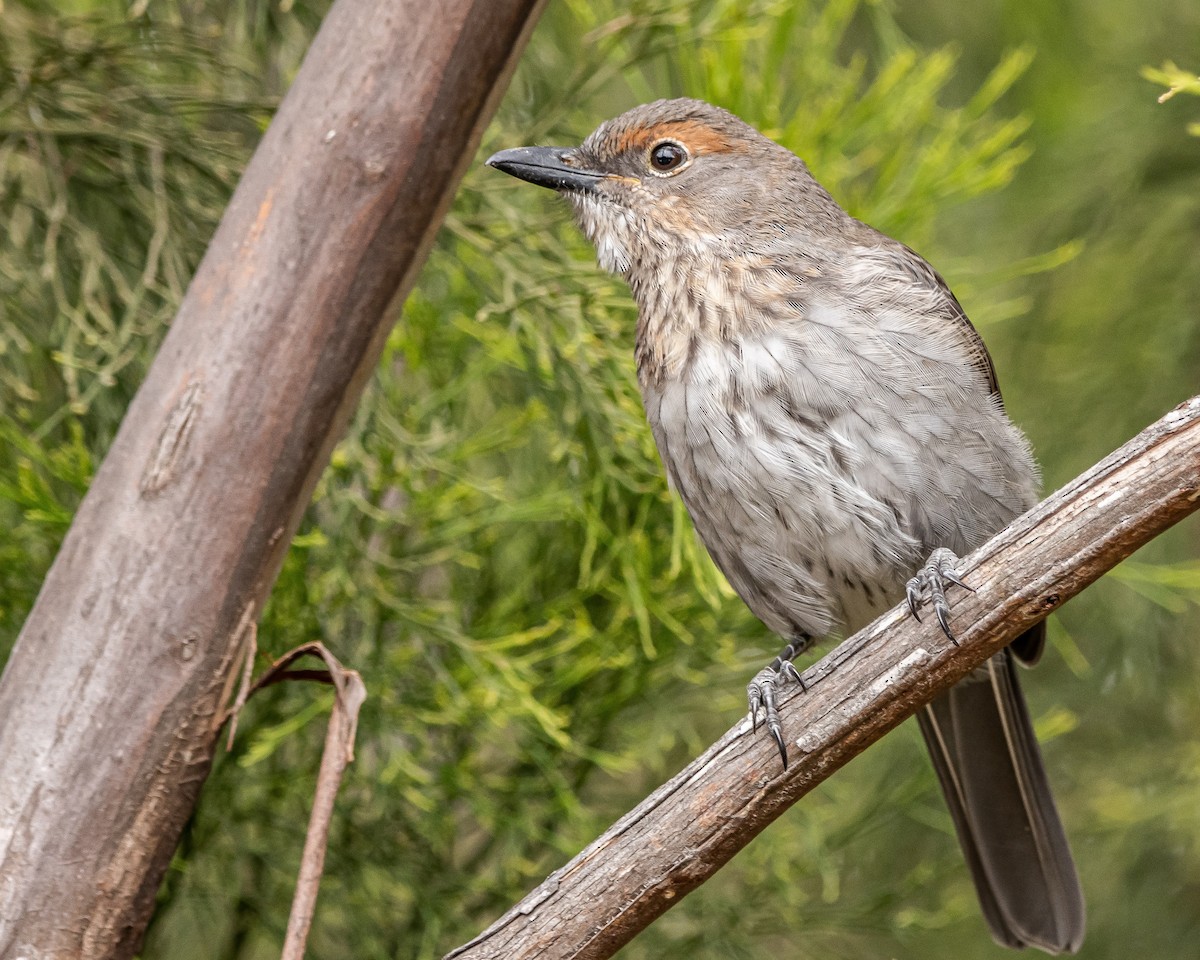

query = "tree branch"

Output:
[[445, 395, 1200, 960], [0, 1, 546, 955]]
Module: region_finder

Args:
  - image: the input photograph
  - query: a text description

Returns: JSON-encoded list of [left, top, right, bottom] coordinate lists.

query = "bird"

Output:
[[487, 98, 1085, 954]]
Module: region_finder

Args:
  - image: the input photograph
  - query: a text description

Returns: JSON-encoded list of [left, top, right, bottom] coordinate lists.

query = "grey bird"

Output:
[[487, 98, 1085, 954]]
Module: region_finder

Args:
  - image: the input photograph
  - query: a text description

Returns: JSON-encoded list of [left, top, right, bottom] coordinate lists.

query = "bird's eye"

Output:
[[648, 141, 688, 174]]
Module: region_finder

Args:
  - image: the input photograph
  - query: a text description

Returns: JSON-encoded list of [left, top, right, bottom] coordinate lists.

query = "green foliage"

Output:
[[2, 2, 1199, 960], [1144, 61, 1200, 135], [0, 4, 281, 633]]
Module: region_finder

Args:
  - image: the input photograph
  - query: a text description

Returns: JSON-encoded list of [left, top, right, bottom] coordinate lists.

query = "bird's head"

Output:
[[487, 99, 841, 276]]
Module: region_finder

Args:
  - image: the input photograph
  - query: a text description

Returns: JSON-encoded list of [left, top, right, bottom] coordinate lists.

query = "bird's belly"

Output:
[[643, 367, 921, 640]]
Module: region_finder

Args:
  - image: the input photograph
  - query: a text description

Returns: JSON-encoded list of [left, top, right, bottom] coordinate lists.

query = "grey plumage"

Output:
[[488, 97, 1084, 954]]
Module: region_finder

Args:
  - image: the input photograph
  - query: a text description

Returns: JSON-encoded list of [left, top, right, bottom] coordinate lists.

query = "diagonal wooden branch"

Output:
[[445, 395, 1200, 960], [0, 1, 547, 955]]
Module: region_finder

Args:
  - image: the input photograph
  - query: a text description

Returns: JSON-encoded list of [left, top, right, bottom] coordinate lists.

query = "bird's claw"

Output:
[[747, 657, 805, 771], [904, 547, 967, 644], [942, 567, 974, 592], [935, 602, 953, 640], [905, 579, 922, 621], [768, 723, 788, 769]]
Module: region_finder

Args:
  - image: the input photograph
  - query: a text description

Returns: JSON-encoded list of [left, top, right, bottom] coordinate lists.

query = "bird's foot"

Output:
[[747, 636, 810, 770], [904, 547, 974, 643]]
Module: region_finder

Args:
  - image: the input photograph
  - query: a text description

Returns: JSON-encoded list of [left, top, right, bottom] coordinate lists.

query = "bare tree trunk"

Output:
[[0, 1, 546, 955], [446, 397, 1200, 960]]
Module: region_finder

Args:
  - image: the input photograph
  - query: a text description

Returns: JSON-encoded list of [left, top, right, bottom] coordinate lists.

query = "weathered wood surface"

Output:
[[0, 1, 547, 955], [446, 396, 1200, 960]]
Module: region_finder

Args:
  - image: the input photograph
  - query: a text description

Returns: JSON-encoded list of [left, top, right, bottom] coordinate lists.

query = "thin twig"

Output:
[[222, 641, 367, 960], [276, 644, 367, 960]]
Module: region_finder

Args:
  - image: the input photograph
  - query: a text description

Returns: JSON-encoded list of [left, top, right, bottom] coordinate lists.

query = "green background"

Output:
[[2, 1, 1198, 958]]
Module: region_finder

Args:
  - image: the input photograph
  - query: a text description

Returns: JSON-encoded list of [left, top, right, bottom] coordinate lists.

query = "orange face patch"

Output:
[[612, 119, 740, 158]]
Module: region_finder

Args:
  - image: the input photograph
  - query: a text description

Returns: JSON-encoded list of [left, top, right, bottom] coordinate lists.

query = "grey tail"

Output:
[[917, 632, 1085, 954]]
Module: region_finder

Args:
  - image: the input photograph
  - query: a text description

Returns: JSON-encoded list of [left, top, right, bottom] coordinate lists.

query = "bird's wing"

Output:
[[858, 237, 1047, 664], [867, 238, 1004, 404]]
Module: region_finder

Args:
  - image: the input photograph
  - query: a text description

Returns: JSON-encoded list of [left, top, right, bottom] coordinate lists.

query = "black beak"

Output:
[[486, 146, 605, 194]]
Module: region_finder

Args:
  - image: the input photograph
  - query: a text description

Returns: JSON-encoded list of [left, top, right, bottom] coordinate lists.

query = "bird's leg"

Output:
[[747, 634, 812, 770], [905, 547, 974, 643]]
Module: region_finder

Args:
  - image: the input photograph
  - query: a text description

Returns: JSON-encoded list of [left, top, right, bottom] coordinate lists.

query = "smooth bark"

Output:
[[0, 0, 546, 955]]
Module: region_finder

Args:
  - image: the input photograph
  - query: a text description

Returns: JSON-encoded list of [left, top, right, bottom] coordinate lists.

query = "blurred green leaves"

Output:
[[0, 6, 278, 638], [0, 10, 272, 429], [1144, 60, 1200, 135]]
